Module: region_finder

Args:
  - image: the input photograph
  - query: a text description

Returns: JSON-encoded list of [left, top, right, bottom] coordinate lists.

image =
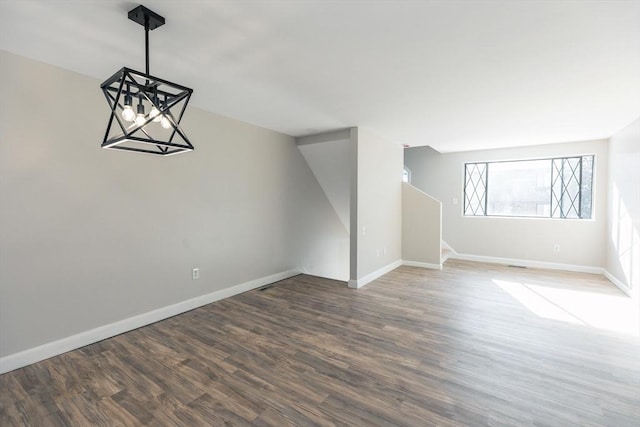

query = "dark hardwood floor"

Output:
[[1, 260, 639, 426]]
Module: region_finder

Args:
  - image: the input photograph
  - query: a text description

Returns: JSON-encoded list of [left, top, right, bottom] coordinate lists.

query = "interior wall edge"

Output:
[[603, 270, 633, 297]]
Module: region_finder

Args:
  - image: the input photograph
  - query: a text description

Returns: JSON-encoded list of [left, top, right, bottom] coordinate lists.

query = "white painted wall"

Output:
[[402, 183, 442, 267], [405, 140, 608, 268], [606, 119, 640, 296], [0, 51, 346, 359], [350, 128, 403, 287]]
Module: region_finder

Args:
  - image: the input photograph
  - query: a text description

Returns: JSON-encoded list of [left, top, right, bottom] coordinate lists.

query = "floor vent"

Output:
[[508, 265, 527, 269], [258, 284, 275, 291]]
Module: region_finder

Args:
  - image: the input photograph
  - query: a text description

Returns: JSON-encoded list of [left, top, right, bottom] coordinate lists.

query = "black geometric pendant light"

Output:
[[101, 5, 194, 156]]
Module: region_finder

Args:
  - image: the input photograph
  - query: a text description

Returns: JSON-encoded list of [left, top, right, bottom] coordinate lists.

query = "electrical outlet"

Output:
[[553, 244, 560, 253], [383, 246, 387, 255], [192, 268, 200, 280]]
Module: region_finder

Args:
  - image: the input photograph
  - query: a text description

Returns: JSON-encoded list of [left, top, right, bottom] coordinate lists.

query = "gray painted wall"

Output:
[[402, 183, 442, 266], [606, 119, 640, 295], [0, 51, 345, 357], [296, 135, 350, 280], [352, 128, 403, 280], [297, 139, 350, 232], [405, 140, 609, 268]]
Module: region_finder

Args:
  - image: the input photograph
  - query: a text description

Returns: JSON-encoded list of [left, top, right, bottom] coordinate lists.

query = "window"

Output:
[[464, 156, 594, 219]]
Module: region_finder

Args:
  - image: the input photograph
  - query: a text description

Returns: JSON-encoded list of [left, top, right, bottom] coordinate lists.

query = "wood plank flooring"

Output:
[[1, 260, 639, 426]]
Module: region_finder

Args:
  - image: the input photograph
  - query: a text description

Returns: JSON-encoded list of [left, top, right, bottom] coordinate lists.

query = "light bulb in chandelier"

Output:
[[122, 105, 136, 122], [161, 115, 172, 129], [149, 106, 161, 122], [122, 92, 135, 122], [135, 96, 146, 126], [150, 93, 162, 122]]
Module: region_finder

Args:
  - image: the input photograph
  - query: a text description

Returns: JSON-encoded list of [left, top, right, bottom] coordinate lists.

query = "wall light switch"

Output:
[[192, 268, 200, 280], [452, 197, 458, 205]]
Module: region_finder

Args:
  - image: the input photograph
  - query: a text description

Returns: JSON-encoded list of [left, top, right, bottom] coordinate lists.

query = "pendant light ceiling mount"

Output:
[[100, 4, 194, 156], [128, 5, 165, 31]]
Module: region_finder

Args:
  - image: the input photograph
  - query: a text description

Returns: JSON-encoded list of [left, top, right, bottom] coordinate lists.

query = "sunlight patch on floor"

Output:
[[493, 279, 640, 337]]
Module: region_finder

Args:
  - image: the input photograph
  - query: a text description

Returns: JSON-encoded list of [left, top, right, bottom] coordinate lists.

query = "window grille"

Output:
[[464, 156, 593, 219]]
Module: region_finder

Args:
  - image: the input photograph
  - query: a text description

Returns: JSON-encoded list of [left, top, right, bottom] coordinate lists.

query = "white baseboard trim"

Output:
[[440, 240, 456, 263], [441, 240, 454, 252], [299, 267, 348, 282], [0, 269, 301, 375], [402, 260, 442, 270], [603, 270, 632, 297], [449, 252, 604, 275], [441, 252, 453, 263], [348, 259, 403, 289]]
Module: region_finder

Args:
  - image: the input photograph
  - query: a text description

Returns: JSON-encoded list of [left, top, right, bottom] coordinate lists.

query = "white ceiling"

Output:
[[1, 0, 639, 152]]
